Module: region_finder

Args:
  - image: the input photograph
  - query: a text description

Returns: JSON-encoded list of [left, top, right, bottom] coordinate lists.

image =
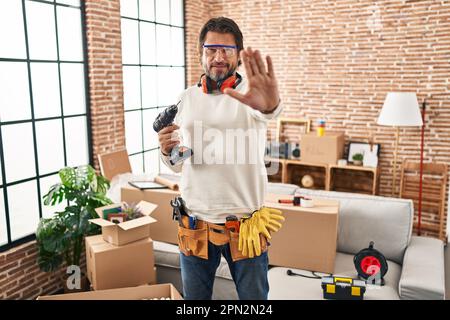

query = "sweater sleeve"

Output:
[[247, 99, 284, 122]]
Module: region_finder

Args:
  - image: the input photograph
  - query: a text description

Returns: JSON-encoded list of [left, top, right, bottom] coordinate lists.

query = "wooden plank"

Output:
[[402, 162, 448, 174], [413, 221, 440, 232], [401, 191, 443, 202]]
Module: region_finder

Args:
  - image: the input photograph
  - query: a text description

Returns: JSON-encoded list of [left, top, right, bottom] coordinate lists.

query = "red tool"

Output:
[[278, 196, 302, 206], [225, 215, 240, 233]]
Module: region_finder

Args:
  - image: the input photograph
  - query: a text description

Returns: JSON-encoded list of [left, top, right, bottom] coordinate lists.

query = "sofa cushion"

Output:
[[268, 252, 401, 300], [153, 240, 233, 280], [296, 188, 413, 264], [267, 182, 300, 195]]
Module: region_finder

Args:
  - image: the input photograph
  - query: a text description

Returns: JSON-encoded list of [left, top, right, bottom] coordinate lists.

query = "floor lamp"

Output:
[[377, 92, 423, 197]]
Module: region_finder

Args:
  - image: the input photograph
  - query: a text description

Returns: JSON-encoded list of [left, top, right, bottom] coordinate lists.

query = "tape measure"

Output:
[[353, 241, 388, 285]]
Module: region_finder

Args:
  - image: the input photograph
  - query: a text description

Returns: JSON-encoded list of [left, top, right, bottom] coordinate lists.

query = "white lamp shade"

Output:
[[377, 92, 423, 126]]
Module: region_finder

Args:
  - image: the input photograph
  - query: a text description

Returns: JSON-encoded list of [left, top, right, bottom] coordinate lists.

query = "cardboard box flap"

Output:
[[89, 218, 115, 227], [118, 215, 157, 231], [136, 200, 158, 216], [98, 149, 132, 181], [37, 283, 182, 300]]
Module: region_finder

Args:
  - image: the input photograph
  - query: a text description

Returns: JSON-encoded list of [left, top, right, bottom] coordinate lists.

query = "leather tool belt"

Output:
[[177, 215, 268, 262]]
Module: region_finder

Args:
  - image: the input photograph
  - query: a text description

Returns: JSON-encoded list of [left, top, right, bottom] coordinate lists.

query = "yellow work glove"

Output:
[[238, 207, 285, 258], [253, 207, 285, 238]]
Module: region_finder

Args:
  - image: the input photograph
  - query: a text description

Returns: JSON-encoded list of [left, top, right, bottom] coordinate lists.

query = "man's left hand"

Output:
[[224, 47, 280, 114]]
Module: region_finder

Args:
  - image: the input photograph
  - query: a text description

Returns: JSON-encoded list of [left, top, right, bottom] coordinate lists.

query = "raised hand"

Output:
[[224, 47, 280, 113]]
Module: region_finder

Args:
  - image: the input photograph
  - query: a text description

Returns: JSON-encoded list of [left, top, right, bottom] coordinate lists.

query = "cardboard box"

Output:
[[37, 283, 182, 300], [90, 200, 157, 246], [98, 149, 132, 181], [85, 235, 156, 290], [300, 131, 345, 164], [265, 193, 339, 274], [121, 186, 180, 245]]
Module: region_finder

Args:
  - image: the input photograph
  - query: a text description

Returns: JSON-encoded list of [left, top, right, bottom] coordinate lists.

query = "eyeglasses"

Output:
[[203, 44, 237, 58]]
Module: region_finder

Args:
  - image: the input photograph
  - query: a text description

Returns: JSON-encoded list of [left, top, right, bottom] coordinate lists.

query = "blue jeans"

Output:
[[180, 241, 269, 300]]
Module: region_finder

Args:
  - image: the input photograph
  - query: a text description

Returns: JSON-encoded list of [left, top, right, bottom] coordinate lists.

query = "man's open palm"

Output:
[[224, 47, 280, 113]]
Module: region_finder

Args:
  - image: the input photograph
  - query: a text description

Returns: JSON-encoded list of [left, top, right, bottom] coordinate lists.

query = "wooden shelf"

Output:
[[265, 157, 379, 195], [329, 164, 379, 195]]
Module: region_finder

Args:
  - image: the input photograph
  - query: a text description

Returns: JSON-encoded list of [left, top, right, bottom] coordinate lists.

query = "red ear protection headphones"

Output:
[[197, 72, 242, 94]]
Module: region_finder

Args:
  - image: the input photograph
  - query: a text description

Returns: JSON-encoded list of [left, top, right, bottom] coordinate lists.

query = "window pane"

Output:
[[57, 6, 83, 61], [0, 190, 7, 246], [156, 24, 171, 65], [8, 180, 40, 241], [171, 27, 184, 66], [139, 0, 155, 21], [172, 67, 185, 98], [64, 116, 89, 167], [139, 22, 156, 65], [56, 0, 81, 6], [129, 153, 143, 174], [0, 62, 31, 122], [120, 0, 138, 18], [141, 66, 157, 108], [155, 0, 170, 24], [60, 63, 86, 115], [121, 18, 140, 64], [156, 67, 173, 106], [2, 123, 36, 183], [36, 119, 65, 175], [40, 174, 66, 219], [143, 108, 159, 150], [170, 0, 183, 27], [159, 154, 173, 174], [0, 155, 2, 185], [125, 110, 143, 154], [123, 66, 141, 110], [0, 0, 26, 59], [144, 149, 159, 175], [30, 62, 61, 119], [25, 1, 57, 60]]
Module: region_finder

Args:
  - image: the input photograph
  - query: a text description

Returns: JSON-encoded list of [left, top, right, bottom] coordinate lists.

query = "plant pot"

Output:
[[61, 273, 90, 293], [353, 160, 363, 166]]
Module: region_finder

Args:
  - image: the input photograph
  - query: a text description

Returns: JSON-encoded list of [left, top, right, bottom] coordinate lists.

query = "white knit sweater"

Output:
[[161, 76, 283, 223]]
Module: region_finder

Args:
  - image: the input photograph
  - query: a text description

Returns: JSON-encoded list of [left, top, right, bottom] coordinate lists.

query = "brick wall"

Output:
[[185, 0, 450, 238], [0, 240, 87, 299], [2, 0, 449, 299], [185, 0, 211, 85], [85, 0, 126, 170]]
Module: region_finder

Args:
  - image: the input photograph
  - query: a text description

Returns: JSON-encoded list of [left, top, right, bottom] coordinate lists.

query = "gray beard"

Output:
[[204, 65, 236, 83]]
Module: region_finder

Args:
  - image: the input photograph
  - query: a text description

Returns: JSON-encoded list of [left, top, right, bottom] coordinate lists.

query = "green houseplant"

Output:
[[352, 153, 364, 166], [36, 165, 112, 280]]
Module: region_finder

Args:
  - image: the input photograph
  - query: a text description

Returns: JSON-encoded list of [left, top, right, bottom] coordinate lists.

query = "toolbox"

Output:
[[321, 276, 366, 300]]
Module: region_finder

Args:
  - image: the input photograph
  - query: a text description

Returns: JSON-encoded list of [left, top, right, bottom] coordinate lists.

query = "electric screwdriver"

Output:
[[153, 101, 180, 133], [153, 101, 193, 165]]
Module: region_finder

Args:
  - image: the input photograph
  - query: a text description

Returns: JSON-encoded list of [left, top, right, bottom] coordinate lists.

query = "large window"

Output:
[[0, 0, 90, 251], [120, 0, 185, 175]]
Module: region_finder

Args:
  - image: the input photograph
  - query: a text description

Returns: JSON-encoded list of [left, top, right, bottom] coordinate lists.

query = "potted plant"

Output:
[[352, 153, 364, 166], [121, 202, 145, 220], [36, 165, 112, 293]]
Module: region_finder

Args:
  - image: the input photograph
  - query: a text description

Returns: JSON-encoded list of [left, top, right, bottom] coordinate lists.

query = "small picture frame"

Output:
[[107, 213, 127, 224], [347, 142, 380, 167], [276, 117, 311, 141]]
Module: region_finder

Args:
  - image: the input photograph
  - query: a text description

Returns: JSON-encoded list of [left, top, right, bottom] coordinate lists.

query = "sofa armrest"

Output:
[[398, 236, 445, 300]]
